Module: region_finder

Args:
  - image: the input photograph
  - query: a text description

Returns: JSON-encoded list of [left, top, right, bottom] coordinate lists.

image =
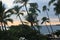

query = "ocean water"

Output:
[[40, 25, 60, 34]]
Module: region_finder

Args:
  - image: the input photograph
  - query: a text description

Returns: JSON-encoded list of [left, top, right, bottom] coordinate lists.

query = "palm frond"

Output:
[[3, 20, 7, 25], [29, 8, 36, 13], [14, 0, 21, 3], [3, 14, 12, 19], [14, 0, 28, 3], [5, 9, 14, 14], [42, 5, 47, 11], [36, 9, 41, 13], [41, 21, 44, 24], [19, 12, 24, 15], [41, 17, 49, 24], [29, 3, 38, 8], [6, 19, 13, 23], [48, 0, 56, 6]]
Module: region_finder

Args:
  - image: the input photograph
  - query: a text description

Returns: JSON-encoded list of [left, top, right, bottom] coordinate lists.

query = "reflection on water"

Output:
[[40, 25, 60, 34]]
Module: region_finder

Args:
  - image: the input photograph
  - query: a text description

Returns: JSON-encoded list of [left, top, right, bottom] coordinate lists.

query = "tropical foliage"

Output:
[[0, 1, 13, 31]]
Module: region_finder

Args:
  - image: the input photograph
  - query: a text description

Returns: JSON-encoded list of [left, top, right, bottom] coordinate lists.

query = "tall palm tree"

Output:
[[25, 3, 40, 30], [14, 0, 41, 30], [41, 17, 50, 34], [29, 3, 40, 26], [0, 2, 13, 30], [42, 5, 54, 34]]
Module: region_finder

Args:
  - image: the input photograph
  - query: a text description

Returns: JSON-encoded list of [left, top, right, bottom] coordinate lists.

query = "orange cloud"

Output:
[[46, 22, 60, 25], [7, 20, 31, 26]]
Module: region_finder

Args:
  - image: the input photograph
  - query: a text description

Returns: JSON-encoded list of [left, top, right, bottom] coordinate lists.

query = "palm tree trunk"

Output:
[[46, 11, 54, 33], [18, 15, 24, 25], [45, 22, 50, 34], [4, 24, 6, 30], [58, 15, 60, 22], [1, 22, 4, 31], [25, 4, 29, 15], [46, 11, 55, 39], [31, 22, 33, 26], [31, 22, 35, 30]]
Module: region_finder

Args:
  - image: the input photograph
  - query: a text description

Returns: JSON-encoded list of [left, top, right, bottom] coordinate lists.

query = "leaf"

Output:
[[20, 13, 24, 16], [5, 9, 14, 14], [6, 19, 13, 23], [46, 20, 50, 23], [41, 21, 44, 24], [42, 5, 47, 11], [29, 3, 38, 8], [41, 17, 49, 24], [48, 0, 56, 6], [36, 9, 41, 13], [29, 8, 36, 13], [4, 14, 12, 19], [14, 0, 21, 3], [3, 20, 7, 25]]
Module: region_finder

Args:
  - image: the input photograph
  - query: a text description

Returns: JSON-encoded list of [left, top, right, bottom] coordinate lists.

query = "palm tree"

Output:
[[25, 3, 40, 30], [11, 5, 24, 25], [53, 1, 60, 22], [49, 0, 60, 22], [26, 13, 35, 26], [0, 3, 13, 30], [29, 3, 40, 26], [14, 0, 41, 30], [42, 5, 54, 34], [14, 0, 29, 15], [41, 17, 50, 34]]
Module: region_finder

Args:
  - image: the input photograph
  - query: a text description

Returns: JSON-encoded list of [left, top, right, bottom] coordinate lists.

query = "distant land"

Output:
[[55, 24, 60, 26]]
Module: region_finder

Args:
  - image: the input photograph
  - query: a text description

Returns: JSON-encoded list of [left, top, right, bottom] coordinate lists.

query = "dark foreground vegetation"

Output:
[[0, 25, 47, 40]]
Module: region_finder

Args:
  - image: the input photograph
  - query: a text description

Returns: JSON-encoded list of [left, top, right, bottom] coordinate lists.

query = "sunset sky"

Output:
[[2, 0, 60, 26]]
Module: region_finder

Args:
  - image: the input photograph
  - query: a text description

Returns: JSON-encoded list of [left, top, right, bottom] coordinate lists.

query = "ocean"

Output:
[[40, 25, 60, 34]]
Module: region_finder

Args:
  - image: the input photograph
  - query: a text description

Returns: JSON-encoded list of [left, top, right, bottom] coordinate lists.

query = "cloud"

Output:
[[2, 0, 14, 8], [7, 20, 31, 26]]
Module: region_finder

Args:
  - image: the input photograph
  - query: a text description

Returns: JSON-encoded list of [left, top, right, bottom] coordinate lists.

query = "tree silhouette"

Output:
[[49, 0, 60, 22], [12, 5, 24, 25], [42, 5, 54, 34], [41, 17, 50, 34], [0, 2, 13, 31], [25, 3, 40, 30], [14, 0, 29, 15]]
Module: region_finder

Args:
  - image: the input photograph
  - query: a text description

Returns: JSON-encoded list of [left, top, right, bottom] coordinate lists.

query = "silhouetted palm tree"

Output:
[[42, 5, 54, 34], [25, 3, 40, 30], [11, 5, 24, 25], [29, 3, 40, 25], [49, 0, 60, 22], [14, 0, 29, 15], [54, 1, 60, 22], [0, 2, 13, 30], [41, 17, 50, 34]]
